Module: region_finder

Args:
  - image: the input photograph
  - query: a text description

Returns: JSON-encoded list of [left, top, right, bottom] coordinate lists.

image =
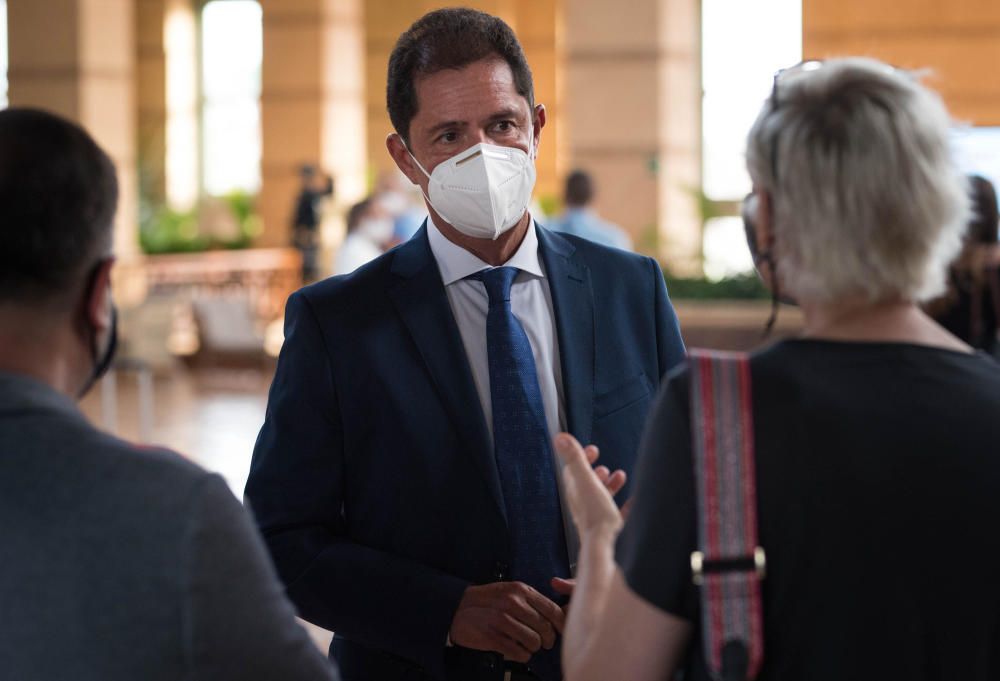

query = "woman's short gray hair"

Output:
[[746, 57, 970, 303]]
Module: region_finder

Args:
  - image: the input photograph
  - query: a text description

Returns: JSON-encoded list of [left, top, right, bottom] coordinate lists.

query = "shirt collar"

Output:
[[427, 215, 545, 286]]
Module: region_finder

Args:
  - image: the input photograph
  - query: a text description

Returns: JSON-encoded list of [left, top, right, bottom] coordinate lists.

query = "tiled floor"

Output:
[[78, 365, 335, 652], [79, 366, 269, 494]]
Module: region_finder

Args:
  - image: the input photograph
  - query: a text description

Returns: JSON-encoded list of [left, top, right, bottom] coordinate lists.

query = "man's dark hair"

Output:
[[386, 8, 534, 145], [0, 108, 118, 304], [565, 169, 595, 207]]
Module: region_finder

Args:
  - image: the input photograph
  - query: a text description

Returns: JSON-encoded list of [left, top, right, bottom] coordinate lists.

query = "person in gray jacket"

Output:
[[0, 107, 339, 681]]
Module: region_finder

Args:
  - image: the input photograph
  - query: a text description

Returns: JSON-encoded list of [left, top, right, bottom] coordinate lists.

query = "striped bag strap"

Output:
[[688, 349, 765, 681]]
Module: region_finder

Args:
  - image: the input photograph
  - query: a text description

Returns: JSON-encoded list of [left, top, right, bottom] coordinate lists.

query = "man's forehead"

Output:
[[412, 58, 529, 125]]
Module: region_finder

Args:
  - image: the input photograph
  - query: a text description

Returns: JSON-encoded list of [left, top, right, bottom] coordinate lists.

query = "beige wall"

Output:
[[564, 0, 701, 268], [804, 0, 1000, 125], [8, 0, 138, 258]]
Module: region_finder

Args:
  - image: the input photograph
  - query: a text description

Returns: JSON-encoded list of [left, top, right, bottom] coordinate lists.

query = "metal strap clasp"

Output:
[[691, 547, 767, 586]]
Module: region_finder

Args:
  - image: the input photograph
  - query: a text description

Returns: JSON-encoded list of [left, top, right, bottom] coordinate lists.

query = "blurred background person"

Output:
[[292, 164, 335, 282], [556, 58, 1000, 681], [373, 170, 427, 244], [332, 197, 392, 275], [930, 174, 1000, 354], [0, 108, 338, 681], [554, 169, 632, 251]]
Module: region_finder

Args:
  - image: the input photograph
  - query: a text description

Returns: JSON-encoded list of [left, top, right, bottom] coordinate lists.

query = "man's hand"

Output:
[[449, 582, 565, 663]]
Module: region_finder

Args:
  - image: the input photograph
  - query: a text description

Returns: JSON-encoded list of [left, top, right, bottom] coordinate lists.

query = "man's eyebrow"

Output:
[[425, 120, 466, 136], [485, 108, 522, 122]]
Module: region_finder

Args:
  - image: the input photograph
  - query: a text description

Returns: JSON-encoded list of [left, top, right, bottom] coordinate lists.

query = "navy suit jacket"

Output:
[[246, 224, 685, 681]]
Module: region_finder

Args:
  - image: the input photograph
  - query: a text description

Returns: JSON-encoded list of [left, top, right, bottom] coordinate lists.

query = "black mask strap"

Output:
[[77, 263, 119, 399], [758, 251, 780, 338]]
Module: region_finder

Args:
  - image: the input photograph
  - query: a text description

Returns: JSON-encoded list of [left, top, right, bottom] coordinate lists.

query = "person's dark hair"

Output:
[[0, 108, 118, 305], [968, 175, 999, 244], [346, 198, 373, 234], [565, 170, 595, 207], [386, 7, 534, 145]]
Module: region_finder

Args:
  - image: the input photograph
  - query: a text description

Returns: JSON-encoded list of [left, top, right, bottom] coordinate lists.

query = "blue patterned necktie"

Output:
[[472, 266, 569, 681]]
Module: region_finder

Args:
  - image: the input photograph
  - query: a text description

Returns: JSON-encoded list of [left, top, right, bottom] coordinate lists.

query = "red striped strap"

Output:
[[688, 349, 765, 681]]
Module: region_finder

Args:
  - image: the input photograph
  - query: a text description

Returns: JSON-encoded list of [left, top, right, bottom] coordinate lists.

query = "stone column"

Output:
[[136, 0, 167, 208], [564, 0, 702, 269], [8, 0, 138, 257], [514, 0, 563, 205], [259, 0, 367, 248]]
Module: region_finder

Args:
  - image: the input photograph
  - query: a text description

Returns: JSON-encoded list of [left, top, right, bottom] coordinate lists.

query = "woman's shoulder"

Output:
[[669, 338, 1000, 404]]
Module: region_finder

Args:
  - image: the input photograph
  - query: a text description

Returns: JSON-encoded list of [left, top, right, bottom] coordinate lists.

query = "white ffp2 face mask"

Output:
[[408, 136, 537, 241]]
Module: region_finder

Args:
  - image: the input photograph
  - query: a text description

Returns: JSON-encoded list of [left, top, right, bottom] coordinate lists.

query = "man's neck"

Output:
[[431, 210, 531, 267], [798, 298, 972, 352], [0, 310, 82, 397]]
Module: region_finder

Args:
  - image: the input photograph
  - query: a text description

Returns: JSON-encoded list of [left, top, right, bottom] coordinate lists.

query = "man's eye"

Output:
[[439, 132, 458, 143], [495, 121, 514, 133]]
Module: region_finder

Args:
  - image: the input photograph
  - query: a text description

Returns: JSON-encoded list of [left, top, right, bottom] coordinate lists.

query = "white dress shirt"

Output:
[[427, 217, 579, 568]]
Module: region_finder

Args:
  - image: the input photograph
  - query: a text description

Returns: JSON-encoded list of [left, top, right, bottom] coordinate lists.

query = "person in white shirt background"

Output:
[[554, 169, 632, 252], [332, 197, 394, 275]]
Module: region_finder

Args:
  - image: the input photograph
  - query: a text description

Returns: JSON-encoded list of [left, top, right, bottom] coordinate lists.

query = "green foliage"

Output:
[[536, 194, 561, 218], [221, 190, 264, 249], [139, 206, 208, 254], [662, 269, 769, 300], [139, 192, 263, 255]]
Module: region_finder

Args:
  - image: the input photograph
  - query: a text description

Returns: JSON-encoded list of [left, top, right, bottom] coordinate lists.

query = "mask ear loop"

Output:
[[77, 260, 118, 399], [402, 140, 461, 230], [399, 138, 434, 206], [743, 192, 779, 338], [402, 140, 433, 183], [759, 251, 780, 338], [753, 207, 781, 339]]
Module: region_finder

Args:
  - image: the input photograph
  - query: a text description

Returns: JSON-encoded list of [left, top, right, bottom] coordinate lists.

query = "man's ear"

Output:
[[84, 257, 115, 333], [532, 104, 546, 156], [386, 133, 424, 186]]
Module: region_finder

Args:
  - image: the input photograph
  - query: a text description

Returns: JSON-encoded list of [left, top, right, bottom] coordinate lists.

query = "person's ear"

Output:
[[85, 258, 116, 333], [754, 189, 776, 255], [531, 104, 546, 156], [386, 133, 424, 186]]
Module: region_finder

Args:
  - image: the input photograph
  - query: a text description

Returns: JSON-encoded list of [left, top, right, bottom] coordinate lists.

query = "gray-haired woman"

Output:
[[555, 58, 1000, 681]]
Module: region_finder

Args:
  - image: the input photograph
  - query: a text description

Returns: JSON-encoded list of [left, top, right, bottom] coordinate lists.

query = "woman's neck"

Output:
[[798, 297, 973, 352]]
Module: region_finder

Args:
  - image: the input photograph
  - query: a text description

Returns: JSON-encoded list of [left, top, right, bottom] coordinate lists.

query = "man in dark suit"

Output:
[[245, 8, 686, 681], [0, 108, 338, 681]]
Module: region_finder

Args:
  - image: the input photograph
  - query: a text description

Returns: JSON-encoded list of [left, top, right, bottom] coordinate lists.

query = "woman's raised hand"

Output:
[[553, 433, 624, 540]]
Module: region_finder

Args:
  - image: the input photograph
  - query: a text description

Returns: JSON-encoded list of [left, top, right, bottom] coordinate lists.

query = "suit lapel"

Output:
[[388, 226, 508, 526], [538, 226, 596, 446]]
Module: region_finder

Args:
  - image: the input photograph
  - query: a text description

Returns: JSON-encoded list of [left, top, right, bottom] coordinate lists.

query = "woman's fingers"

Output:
[[554, 433, 591, 472], [604, 469, 627, 497], [554, 433, 624, 535]]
